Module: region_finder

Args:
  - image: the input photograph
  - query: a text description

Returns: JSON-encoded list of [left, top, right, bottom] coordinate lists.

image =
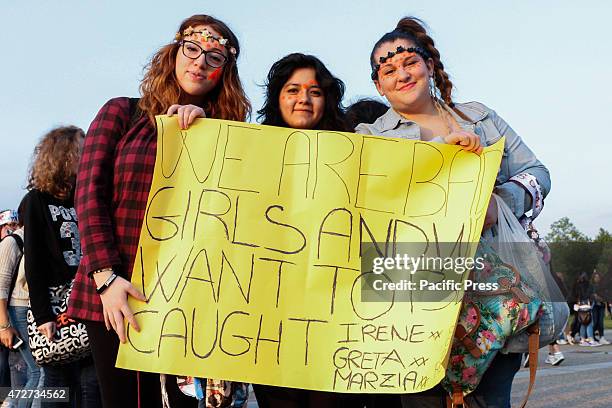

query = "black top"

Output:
[[21, 189, 80, 325], [572, 279, 593, 305]]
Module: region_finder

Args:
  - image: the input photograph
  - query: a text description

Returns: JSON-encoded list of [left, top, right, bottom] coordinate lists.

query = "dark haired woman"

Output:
[[258, 52, 349, 132], [345, 98, 389, 130], [66, 14, 251, 408], [591, 271, 608, 345], [572, 272, 596, 346], [358, 17, 551, 408], [253, 53, 349, 408], [20, 126, 101, 407]]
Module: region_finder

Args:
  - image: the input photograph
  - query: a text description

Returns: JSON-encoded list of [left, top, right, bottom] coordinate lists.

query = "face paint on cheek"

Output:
[[208, 67, 222, 82]]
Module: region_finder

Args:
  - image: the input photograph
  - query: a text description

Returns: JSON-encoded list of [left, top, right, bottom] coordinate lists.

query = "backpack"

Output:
[[442, 195, 563, 407], [127, 97, 142, 128], [442, 240, 543, 407], [576, 302, 592, 325]]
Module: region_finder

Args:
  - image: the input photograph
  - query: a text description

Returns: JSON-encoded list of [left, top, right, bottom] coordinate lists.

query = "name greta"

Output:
[[372, 279, 499, 292]]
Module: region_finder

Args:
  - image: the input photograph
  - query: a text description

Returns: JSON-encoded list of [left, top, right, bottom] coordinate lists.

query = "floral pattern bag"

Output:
[[442, 241, 544, 398]]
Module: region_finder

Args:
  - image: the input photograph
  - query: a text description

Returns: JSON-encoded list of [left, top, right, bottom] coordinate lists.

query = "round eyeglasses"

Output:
[[180, 40, 228, 68]]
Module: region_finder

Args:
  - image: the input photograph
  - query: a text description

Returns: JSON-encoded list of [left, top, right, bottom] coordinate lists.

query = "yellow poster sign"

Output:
[[116, 117, 503, 393]]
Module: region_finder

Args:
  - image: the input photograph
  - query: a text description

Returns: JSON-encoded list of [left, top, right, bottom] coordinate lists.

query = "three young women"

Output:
[[64, 13, 550, 408]]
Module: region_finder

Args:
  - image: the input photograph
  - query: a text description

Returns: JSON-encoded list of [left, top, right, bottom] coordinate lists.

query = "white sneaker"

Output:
[[598, 337, 610, 345], [587, 338, 601, 347], [579, 339, 590, 346], [557, 339, 568, 345], [547, 352, 565, 366]]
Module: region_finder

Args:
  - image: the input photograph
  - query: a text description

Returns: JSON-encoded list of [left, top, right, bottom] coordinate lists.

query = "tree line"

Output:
[[545, 217, 612, 299]]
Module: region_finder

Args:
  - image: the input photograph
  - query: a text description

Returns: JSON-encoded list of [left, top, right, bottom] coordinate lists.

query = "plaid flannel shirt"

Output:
[[68, 97, 156, 322]]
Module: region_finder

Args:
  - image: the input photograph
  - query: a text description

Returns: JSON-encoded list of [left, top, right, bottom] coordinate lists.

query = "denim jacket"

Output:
[[355, 101, 551, 218]]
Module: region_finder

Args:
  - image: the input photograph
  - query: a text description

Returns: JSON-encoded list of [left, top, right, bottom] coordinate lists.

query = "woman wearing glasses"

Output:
[[67, 14, 250, 408]]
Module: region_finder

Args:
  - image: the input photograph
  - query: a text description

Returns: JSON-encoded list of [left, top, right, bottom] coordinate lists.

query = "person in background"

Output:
[[555, 269, 570, 345], [591, 270, 608, 344], [1, 210, 20, 388], [0, 211, 19, 239], [571, 272, 597, 346], [357, 16, 550, 408], [0, 209, 42, 408], [66, 14, 251, 408], [0, 209, 27, 407], [543, 268, 567, 365], [567, 295, 581, 345], [345, 98, 388, 130], [21, 126, 101, 407]]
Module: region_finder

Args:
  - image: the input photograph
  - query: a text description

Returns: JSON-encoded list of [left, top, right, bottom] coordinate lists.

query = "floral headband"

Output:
[[371, 45, 430, 80], [174, 26, 237, 56]]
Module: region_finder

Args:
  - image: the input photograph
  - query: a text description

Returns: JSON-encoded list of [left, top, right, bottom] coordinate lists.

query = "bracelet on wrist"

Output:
[[96, 273, 118, 295], [0, 322, 11, 331], [92, 267, 113, 276]]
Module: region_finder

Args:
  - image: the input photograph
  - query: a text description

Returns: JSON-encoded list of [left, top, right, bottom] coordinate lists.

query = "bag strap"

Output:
[[446, 384, 466, 407], [473, 262, 530, 304], [5, 234, 24, 301], [518, 321, 540, 408], [454, 301, 483, 359], [127, 97, 143, 129]]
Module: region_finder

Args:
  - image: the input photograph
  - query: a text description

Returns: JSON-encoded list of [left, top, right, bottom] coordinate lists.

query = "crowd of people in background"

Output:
[[558, 270, 610, 347], [0, 11, 608, 408]]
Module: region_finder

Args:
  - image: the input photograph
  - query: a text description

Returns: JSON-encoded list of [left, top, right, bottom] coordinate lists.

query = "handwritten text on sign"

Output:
[[116, 117, 503, 393]]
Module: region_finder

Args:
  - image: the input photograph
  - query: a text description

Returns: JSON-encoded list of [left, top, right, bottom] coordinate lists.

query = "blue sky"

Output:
[[1, 0, 610, 237]]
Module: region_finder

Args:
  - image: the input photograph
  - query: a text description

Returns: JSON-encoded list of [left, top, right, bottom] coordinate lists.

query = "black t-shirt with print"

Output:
[[20, 189, 81, 325]]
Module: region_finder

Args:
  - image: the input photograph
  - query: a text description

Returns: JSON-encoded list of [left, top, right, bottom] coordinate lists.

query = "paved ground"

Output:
[[511, 342, 612, 408], [247, 343, 612, 407]]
